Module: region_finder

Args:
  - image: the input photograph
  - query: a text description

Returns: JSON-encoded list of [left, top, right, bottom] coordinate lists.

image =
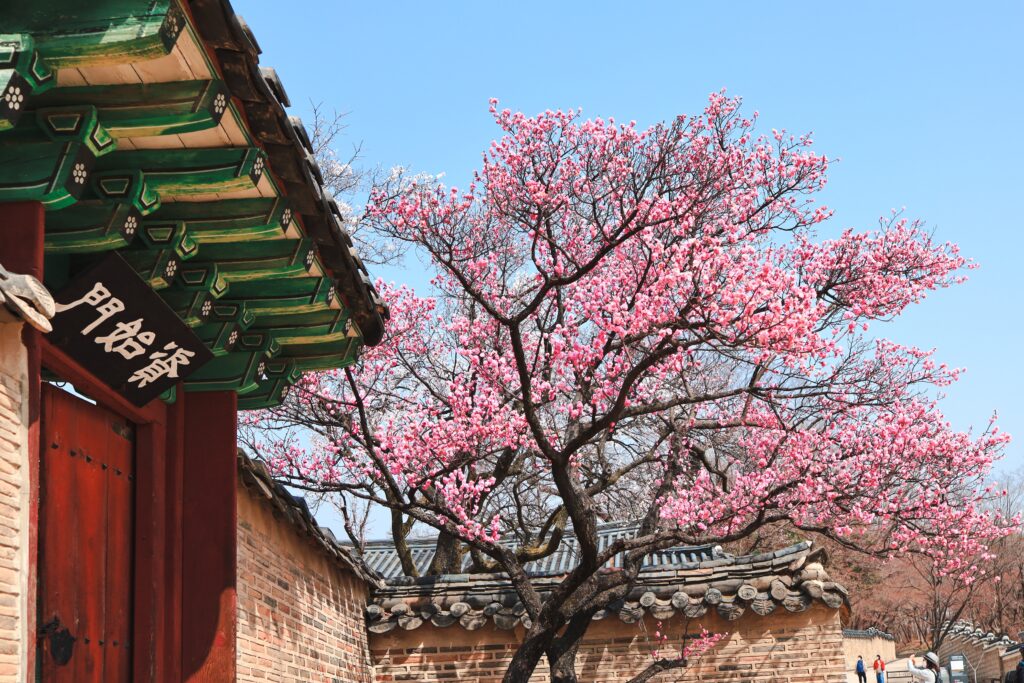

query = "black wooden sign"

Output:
[[47, 253, 213, 406]]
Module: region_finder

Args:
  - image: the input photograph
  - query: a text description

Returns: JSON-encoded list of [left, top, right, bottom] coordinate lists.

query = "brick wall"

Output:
[[236, 485, 374, 682], [0, 324, 29, 683], [371, 604, 847, 682]]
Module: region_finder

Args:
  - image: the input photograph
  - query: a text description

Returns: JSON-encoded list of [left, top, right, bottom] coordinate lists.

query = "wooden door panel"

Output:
[[38, 388, 80, 682], [39, 384, 134, 683], [103, 420, 134, 680]]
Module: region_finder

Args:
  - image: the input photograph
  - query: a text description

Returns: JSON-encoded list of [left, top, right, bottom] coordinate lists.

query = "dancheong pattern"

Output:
[[0, 0, 388, 408]]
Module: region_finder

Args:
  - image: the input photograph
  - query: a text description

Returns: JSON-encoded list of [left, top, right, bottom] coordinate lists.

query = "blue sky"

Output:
[[240, 0, 1023, 496]]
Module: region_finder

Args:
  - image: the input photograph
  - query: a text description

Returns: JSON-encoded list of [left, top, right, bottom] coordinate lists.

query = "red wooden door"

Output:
[[38, 384, 134, 682]]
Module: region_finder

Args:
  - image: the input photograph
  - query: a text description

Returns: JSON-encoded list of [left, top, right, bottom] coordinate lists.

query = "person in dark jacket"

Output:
[[856, 655, 868, 683]]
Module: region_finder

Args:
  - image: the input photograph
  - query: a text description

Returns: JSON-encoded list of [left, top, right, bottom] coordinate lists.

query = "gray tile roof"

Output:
[[360, 522, 722, 579], [366, 539, 848, 633], [843, 627, 896, 641]]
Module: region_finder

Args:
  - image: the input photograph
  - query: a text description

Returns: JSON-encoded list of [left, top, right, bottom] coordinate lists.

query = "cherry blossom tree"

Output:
[[843, 468, 1024, 649], [245, 93, 1017, 683]]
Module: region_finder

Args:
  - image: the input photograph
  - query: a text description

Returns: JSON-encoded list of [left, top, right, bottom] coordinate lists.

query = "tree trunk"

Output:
[[428, 529, 463, 574], [503, 629, 557, 683], [545, 610, 596, 682], [389, 508, 419, 577], [548, 640, 582, 683]]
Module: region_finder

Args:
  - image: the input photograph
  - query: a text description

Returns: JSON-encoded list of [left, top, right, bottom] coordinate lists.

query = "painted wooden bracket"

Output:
[[121, 220, 198, 290], [193, 301, 255, 357], [185, 330, 280, 395], [0, 34, 55, 131], [237, 359, 303, 410]]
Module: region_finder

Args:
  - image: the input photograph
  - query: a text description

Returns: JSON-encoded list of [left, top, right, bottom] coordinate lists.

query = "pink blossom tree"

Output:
[[245, 93, 1016, 683]]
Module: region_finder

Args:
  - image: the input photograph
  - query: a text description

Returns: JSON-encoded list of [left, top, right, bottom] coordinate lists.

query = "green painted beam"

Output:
[[92, 169, 161, 214], [45, 171, 159, 253], [33, 80, 231, 138], [1, 1, 185, 68], [157, 287, 214, 328], [218, 276, 338, 317], [0, 34, 55, 131], [31, 107, 115, 157], [176, 262, 228, 297], [183, 331, 280, 395], [94, 146, 267, 197], [278, 335, 362, 370], [0, 105, 121, 209], [0, 139, 93, 209], [119, 247, 179, 290], [147, 197, 294, 244], [193, 301, 254, 357], [136, 220, 198, 260], [45, 201, 140, 253], [189, 237, 319, 284], [287, 343, 361, 373], [120, 220, 197, 290], [250, 308, 354, 346], [237, 359, 303, 411]]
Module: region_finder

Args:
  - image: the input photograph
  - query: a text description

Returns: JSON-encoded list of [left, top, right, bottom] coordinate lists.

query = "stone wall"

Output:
[[370, 604, 847, 682], [842, 629, 897, 683], [236, 484, 374, 682], [936, 627, 1020, 683], [0, 324, 29, 683]]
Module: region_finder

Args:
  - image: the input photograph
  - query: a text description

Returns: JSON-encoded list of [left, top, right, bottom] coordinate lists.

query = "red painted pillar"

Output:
[[0, 201, 45, 679], [181, 391, 237, 683]]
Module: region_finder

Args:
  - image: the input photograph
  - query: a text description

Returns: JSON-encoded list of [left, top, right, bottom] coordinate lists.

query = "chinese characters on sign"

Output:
[[47, 254, 213, 405]]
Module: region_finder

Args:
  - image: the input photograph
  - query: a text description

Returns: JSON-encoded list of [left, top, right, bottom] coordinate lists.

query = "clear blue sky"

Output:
[[240, 0, 1023, 489]]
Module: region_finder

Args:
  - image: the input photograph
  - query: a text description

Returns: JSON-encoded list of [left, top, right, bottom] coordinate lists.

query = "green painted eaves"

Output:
[[32, 80, 231, 137], [94, 147, 267, 197], [3, 1, 185, 68], [149, 198, 294, 243]]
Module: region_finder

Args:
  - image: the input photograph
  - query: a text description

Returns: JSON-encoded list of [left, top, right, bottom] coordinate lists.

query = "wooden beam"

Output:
[[0, 139, 94, 209], [184, 332, 278, 395], [162, 388, 185, 683], [153, 197, 294, 244], [95, 147, 267, 198], [33, 80, 230, 137], [235, 359, 301, 411], [133, 411, 169, 683], [2, 1, 185, 68], [40, 338, 166, 425], [181, 390, 237, 683]]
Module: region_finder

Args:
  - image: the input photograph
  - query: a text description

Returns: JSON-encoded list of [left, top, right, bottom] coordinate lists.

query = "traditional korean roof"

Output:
[[365, 538, 849, 633], [361, 523, 722, 579], [843, 627, 896, 641], [0, 1, 387, 408], [237, 450, 381, 586], [943, 621, 1023, 654]]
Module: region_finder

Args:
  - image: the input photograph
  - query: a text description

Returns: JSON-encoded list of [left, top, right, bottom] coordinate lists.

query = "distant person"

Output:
[[874, 654, 886, 683], [1009, 645, 1024, 683], [907, 651, 949, 683], [856, 655, 868, 683]]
